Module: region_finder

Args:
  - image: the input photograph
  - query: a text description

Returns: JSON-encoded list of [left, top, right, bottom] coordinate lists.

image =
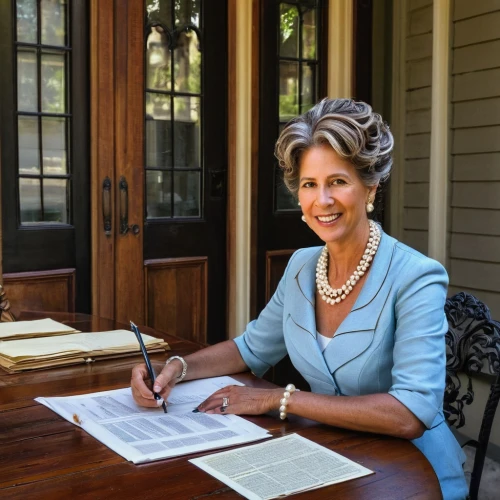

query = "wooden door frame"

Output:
[[91, 0, 116, 320], [91, 0, 145, 323]]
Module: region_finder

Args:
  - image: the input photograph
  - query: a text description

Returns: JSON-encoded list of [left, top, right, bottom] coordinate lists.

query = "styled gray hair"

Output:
[[275, 98, 394, 195]]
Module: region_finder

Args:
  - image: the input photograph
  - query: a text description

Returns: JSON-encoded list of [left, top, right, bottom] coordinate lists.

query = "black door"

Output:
[[143, 0, 227, 343], [0, 0, 90, 313]]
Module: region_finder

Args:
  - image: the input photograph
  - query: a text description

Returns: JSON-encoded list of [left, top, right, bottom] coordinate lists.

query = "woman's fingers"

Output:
[[197, 386, 281, 416], [130, 364, 160, 407]]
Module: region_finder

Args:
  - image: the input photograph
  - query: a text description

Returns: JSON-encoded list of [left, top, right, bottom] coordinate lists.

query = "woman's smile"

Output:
[[316, 213, 341, 224]]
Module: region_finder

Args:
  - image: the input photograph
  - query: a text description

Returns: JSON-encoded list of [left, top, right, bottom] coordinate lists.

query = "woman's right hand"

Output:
[[130, 361, 180, 408]]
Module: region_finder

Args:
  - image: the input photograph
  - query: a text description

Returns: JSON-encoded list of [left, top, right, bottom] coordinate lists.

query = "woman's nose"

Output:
[[316, 186, 334, 207]]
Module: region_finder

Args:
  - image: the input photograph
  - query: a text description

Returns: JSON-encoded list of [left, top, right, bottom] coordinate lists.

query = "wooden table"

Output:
[[0, 312, 441, 499]]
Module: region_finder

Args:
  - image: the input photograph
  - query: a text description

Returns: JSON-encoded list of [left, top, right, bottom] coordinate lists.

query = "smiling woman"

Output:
[[132, 98, 469, 500]]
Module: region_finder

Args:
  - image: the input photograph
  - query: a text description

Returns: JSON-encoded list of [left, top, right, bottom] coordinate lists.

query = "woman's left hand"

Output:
[[197, 385, 283, 416]]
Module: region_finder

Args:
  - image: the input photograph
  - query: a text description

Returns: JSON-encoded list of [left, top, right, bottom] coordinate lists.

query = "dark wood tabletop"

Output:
[[0, 312, 441, 499]]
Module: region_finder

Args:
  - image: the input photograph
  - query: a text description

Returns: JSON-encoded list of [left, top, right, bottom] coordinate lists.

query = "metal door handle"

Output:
[[102, 177, 112, 236], [119, 175, 140, 236]]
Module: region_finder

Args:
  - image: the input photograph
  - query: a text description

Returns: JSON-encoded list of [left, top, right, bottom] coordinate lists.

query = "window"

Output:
[[15, 0, 71, 225], [145, 0, 203, 219], [275, 0, 321, 210]]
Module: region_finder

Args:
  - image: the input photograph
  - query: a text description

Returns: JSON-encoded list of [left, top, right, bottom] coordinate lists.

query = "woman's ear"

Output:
[[368, 183, 378, 201]]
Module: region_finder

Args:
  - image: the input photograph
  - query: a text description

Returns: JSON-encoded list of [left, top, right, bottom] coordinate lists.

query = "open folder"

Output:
[[0, 329, 170, 373]]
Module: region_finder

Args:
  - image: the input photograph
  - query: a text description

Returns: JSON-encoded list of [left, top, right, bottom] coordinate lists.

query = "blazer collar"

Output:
[[288, 229, 396, 383]]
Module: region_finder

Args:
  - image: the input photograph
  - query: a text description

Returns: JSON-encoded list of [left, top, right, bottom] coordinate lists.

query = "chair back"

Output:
[[444, 292, 500, 500]]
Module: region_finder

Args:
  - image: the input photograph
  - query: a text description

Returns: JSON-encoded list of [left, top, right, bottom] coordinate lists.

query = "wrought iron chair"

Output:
[[0, 284, 16, 322], [444, 292, 500, 500]]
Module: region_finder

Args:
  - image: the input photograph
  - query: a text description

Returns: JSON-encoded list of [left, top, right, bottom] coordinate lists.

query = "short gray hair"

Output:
[[275, 98, 394, 195]]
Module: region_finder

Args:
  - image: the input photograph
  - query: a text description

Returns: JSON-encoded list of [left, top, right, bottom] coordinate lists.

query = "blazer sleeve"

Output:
[[233, 252, 300, 377], [388, 256, 448, 429]]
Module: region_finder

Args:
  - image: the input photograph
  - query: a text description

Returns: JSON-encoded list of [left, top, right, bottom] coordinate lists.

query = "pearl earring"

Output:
[[297, 201, 301, 206], [366, 199, 374, 213], [301, 215, 306, 222]]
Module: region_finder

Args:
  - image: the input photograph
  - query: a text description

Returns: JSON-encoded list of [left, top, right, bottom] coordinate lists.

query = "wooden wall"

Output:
[[401, 0, 433, 255], [448, 0, 500, 319]]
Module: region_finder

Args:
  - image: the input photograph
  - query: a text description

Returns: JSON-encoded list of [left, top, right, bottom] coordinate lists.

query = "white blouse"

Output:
[[316, 331, 333, 352]]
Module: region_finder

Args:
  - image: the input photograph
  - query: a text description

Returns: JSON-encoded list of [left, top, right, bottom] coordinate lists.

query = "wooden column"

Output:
[[428, 0, 451, 265], [328, 0, 354, 98]]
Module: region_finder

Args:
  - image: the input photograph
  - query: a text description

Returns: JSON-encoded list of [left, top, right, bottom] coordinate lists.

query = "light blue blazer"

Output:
[[234, 230, 468, 500]]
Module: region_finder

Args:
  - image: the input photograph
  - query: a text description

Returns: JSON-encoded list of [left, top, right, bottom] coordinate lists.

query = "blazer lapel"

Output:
[[324, 232, 396, 375], [286, 248, 336, 386]]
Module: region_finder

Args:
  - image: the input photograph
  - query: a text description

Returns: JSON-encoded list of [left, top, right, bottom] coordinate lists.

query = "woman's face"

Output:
[[297, 144, 377, 247]]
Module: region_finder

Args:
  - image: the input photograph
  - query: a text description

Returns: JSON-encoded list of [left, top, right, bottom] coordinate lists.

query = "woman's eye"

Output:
[[302, 182, 315, 188], [331, 179, 346, 185]]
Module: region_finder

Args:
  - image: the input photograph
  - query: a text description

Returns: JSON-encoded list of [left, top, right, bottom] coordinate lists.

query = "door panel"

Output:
[[92, 0, 227, 343], [144, 257, 207, 344], [114, 0, 145, 325]]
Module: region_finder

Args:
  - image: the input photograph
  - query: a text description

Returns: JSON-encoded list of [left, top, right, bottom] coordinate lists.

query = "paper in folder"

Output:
[[0, 318, 79, 340], [0, 330, 170, 373]]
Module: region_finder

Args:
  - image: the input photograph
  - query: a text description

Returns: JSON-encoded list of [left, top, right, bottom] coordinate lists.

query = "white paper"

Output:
[[190, 433, 374, 500], [35, 376, 271, 464], [0, 318, 77, 339]]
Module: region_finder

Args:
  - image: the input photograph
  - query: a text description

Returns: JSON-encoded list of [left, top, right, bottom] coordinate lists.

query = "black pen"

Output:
[[130, 321, 168, 413]]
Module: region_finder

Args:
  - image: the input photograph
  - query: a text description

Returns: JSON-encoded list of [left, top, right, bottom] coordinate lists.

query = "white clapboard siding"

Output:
[[405, 159, 430, 182], [452, 182, 500, 209], [452, 153, 500, 181], [405, 133, 431, 158], [453, 68, 500, 102], [406, 58, 433, 89], [452, 208, 500, 236], [407, 87, 432, 110], [406, 33, 433, 61], [402, 230, 428, 254], [451, 233, 500, 262], [410, 0, 432, 11], [407, 109, 432, 134], [450, 259, 500, 293], [453, 98, 500, 128], [453, 126, 500, 154], [408, 5, 433, 36], [401, 1, 433, 254], [453, 0, 500, 22], [450, 0, 500, 317], [454, 10, 500, 47], [453, 39, 500, 75], [404, 208, 429, 230], [405, 183, 430, 208]]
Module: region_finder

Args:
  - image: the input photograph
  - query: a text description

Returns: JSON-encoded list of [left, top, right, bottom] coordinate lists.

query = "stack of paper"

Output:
[[0, 318, 78, 341], [0, 330, 170, 372]]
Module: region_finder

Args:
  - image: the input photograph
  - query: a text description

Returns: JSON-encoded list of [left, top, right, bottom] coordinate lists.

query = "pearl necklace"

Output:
[[316, 220, 381, 305]]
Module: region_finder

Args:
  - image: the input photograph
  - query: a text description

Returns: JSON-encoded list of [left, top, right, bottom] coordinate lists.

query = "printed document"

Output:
[[190, 433, 374, 500], [35, 376, 271, 464]]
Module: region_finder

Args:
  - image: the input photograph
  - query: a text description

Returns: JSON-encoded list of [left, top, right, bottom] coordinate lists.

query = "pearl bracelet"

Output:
[[279, 383, 296, 420], [165, 356, 187, 382]]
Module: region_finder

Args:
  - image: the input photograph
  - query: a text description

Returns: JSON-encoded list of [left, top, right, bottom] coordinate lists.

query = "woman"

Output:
[[131, 99, 468, 500]]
